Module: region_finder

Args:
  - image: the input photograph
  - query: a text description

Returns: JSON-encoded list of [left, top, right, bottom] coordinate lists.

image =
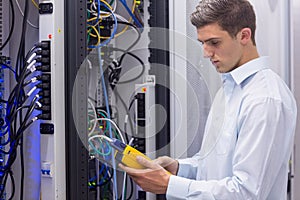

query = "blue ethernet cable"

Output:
[[96, 1, 118, 195], [89, 164, 105, 183], [97, 46, 118, 199]]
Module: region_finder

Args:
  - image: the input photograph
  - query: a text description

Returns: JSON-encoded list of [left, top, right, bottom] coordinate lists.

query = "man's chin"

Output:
[[215, 67, 225, 73]]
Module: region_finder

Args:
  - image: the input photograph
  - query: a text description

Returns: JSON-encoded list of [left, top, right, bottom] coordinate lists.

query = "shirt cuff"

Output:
[[166, 175, 192, 199], [177, 159, 198, 179]]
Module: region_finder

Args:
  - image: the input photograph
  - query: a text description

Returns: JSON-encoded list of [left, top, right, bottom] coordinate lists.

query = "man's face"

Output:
[[197, 23, 243, 73]]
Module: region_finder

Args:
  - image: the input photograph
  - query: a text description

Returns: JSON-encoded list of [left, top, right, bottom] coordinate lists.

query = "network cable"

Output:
[[88, 0, 118, 49], [86, 1, 146, 199], [108, 47, 145, 85], [118, 0, 143, 29], [0, 41, 45, 199]]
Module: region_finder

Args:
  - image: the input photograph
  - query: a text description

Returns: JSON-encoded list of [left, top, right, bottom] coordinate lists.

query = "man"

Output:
[[120, 0, 297, 199]]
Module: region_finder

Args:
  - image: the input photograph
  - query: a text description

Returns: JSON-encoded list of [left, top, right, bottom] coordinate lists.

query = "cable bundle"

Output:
[[0, 43, 49, 199]]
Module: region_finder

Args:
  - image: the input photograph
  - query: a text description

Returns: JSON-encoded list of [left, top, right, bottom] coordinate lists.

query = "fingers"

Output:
[[119, 161, 171, 194], [152, 156, 178, 175], [119, 163, 138, 174], [153, 156, 174, 168], [153, 157, 164, 165], [118, 157, 162, 176], [136, 156, 160, 170]]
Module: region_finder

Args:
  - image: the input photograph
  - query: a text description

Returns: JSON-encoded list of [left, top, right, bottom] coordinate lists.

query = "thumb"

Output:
[[153, 156, 174, 168]]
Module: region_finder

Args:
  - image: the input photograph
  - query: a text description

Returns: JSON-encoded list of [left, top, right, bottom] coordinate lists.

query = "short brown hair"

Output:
[[190, 0, 256, 45]]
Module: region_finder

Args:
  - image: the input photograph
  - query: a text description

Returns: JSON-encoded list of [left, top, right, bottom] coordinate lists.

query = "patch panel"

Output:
[[38, 40, 51, 120]]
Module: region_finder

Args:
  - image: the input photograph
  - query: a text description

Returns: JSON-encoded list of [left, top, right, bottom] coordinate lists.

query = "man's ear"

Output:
[[239, 28, 252, 45]]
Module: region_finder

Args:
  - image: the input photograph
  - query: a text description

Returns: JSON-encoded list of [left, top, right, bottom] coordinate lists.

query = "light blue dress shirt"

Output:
[[166, 57, 297, 199]]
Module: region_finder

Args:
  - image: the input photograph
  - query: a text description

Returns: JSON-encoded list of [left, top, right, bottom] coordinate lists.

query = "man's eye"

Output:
[[209, 41, 220, 46]]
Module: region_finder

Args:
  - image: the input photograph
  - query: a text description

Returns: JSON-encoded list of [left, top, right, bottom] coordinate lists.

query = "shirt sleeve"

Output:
[[176, 152, 201, 179], [166, 97, 297, 199]]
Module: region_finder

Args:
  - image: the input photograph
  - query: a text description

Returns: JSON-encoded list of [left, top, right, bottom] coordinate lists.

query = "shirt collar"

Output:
[[222, 56, 270, 85]]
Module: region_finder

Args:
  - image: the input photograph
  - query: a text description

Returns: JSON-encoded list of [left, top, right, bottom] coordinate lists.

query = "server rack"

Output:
[[65, 0, 89, 199], [64, 0, 170, 199]]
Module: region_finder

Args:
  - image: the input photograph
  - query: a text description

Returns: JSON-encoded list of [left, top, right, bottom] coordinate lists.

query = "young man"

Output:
[[120, 0, 297, 199]]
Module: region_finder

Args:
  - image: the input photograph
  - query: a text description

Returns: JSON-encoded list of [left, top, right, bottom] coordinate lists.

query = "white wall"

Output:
[[250, 0, 290, 82]]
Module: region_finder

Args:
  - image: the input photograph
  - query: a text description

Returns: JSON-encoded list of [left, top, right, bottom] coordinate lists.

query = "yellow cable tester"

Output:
[[110, 138, 151, 169]]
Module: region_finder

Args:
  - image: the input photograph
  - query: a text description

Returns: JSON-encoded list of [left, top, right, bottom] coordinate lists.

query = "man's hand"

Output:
[[119, 156, 172, 194], [153, 156, 179, 175]]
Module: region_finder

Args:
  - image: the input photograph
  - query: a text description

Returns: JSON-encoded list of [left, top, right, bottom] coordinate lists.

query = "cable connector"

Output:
[[36, 49, 50, 57], [26, 60, 37, 70], [29, 77, 38, 83], [39, 97, 51, 105], [36, 105, 51, 112], [35, 101, 42, 108], [36, 74, 51, 82], [37, 82, 50, 89], [36, 41, 50, 50], [26, 86, 38, 97], [27, 53, 37, 64], [36, 65, 50, 72], [38, 90, 50, 97], [31, 116, 39, 123], [36, 57, 50, 65], [37, 113, 51, 120]]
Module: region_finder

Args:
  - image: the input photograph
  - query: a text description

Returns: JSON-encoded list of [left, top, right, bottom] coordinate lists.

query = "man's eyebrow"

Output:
[[197, 38, 221, 43]]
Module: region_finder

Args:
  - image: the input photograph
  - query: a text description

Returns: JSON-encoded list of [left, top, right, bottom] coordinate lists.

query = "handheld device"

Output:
[[110, 138, 151, 169]]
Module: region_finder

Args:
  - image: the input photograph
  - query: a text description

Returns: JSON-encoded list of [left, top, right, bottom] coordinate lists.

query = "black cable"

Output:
[[117, 21, 141, 54], [16, 0, 29, 78], [0, 0, 15, 51], [123, 123, 130, 144], [8, 105, 30, 123], [5, 0, 31, 195], [14, 6, 30, 195], [0, 99, 8, 103], [109, 47, 145, 84], [19, 95, 39, 130], [10, 77, 38, 190], [0, 50, 37, 199], [102, 21, 142, 91], [7, 60, 33, 123], [16, 117, 36, 137], [115, 21, 141, 66], [128, 95, 138, 110]]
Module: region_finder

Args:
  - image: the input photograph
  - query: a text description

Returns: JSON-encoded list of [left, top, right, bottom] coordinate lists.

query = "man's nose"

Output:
[[203, 45, 213, 58]]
